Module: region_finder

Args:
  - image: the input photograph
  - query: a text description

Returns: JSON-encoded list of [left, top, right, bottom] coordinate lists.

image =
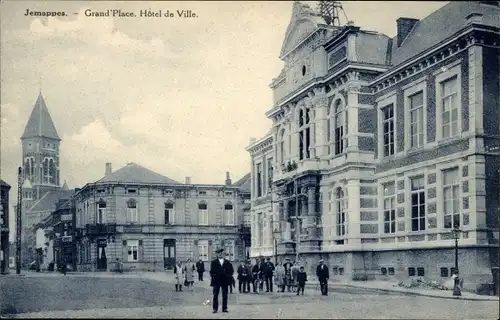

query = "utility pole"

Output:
[[294, 176, 300, 263], [16, 167, 23, 275]]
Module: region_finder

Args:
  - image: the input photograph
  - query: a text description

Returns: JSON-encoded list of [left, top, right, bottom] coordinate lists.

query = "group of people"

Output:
[[171, 249, 331, 313]]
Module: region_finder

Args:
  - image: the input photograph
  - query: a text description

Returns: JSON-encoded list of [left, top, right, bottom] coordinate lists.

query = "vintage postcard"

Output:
[[0, 0, 499, 319]]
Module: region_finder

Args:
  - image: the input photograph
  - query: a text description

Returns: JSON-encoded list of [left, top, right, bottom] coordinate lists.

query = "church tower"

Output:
[[20, 92, 61, 201]]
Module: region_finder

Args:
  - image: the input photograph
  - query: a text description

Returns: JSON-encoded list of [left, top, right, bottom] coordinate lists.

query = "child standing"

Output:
[[296, 266, 307, 296]]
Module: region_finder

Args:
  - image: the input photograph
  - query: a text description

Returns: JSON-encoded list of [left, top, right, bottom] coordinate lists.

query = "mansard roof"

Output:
[[233, 173, 250, 193], [390, 1, 500, 66], [96, 162, 182, 185], [21, 92, 61, 140]]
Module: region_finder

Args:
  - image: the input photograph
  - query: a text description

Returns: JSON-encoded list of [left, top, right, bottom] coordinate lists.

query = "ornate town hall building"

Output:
[[248, 1, 499, 291]]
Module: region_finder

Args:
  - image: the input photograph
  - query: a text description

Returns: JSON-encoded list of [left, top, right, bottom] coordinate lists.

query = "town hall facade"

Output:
[[248, 1, 499, 291]]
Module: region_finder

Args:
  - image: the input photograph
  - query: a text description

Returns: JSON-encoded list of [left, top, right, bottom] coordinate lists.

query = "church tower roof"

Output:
[[21, 92, 61, 140]]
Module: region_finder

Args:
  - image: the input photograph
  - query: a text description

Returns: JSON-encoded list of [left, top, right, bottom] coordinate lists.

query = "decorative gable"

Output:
[[279, 2, 323, 59]]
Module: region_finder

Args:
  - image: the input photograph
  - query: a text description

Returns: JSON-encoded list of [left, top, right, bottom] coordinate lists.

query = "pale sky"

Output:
[[1, 1, 446, 230]]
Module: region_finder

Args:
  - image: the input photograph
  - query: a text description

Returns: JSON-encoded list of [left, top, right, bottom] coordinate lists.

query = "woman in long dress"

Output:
[[274, 261, 286, 292], [173, 261, 185, 292], [184, 259, 196, 291]]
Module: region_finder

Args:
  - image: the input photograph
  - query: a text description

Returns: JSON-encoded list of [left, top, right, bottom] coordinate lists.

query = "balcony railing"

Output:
[[85, 223, 117, 236]]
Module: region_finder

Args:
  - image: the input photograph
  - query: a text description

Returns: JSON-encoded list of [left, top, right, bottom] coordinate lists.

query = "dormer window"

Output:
[[127, 188, 137, 194]]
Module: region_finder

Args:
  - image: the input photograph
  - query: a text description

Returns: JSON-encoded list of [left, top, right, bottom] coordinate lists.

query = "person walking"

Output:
[[184, 259, 196, 291], [245, 260, 253, 293], [251, 260, 260, 293], [316, 259, 329, 296], [274, 261, 286, 292], [237, 261, 249, 293], [210, 248, 233, 313], [283, 258, 293, 292], [174, 261, 184, 292], [196, 259, 205, 281], [264, 257, 275, 292], [296, 266, 308, 296]]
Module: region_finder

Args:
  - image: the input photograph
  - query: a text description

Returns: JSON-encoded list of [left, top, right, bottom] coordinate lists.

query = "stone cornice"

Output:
[[266, 64, 385, 121], [246, 135, 274, 155]]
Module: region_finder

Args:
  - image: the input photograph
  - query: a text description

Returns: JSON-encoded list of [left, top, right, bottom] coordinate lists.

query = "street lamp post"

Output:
[[451, 225, 462, 296]]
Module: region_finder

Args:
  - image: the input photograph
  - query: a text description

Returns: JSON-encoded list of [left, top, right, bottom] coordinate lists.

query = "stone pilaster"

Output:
[[313, 96, 329, 158], [346, 85, 360, 151], [346, 180, 361, 245]]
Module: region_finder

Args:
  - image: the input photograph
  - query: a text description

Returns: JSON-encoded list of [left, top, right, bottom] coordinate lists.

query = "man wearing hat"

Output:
[[210, 248, 233, 313], [316, 259, 329, 296]]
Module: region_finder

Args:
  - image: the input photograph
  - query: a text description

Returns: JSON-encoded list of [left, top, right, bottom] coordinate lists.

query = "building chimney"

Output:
[[396, 17, 419, 47], [225, 172, 232, 186], [185, 176, 191, 184], [249, 137, 257, 146], [105, 163, 112, 176]]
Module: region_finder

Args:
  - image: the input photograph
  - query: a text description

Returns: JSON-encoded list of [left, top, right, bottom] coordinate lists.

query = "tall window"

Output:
[[198, 240, 209, 261], [97, 201, 106, 224], [298, 107, 311, 160], [336, 188, 346, 236], [441, 76, 458, 139], [224, 203, 235, 225], [24, 157, 35, 181], [257, 213, 263, 247], [409, 91, 424, 148], [198, 203, 208, 225], [127, 240, 139, 262], [443, 168, 460, 228], [224, 240, 235, 261], [256, 163, 263, 197], [279, 129, 285, 165], [383, 183, 396, 234], [164, 202, 174, 225], [127, 199, 138, 223], [267, 158, 273, 191], [382, 104, 395, 157], [411, 176, 426, 231], [334, 100, 345, 155]]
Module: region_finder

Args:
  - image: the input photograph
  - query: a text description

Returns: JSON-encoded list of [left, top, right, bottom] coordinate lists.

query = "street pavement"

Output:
[[1, 272, 498, 319]]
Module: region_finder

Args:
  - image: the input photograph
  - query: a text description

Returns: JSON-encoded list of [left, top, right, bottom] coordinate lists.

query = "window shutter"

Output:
[[194, 240, 198, 245], [138, 240, 144, 261], [122, 242, 128, 261]]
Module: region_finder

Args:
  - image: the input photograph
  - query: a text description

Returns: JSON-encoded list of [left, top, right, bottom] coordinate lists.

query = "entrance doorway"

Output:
[[163, 239, 176, 270], [96, 239, 107, 271]]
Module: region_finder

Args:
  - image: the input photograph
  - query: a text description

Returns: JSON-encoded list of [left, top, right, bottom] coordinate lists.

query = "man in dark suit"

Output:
[[263, 257, 275, 292], [196, 259, 205, 281], [210, 248, 234, 313], [316, 259, 329, 296]]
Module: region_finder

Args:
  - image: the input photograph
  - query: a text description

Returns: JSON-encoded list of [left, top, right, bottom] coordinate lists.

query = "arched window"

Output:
[[127, 199, 138, 223], [48, 158, 55, 184], [164, 201, 175, 225], [198, 202, 208, 225], [334, 100, 344, 154], [336, 188, 346, 236], [279, 129, 286, 165], [298, 106, 311, 160], [224, 203, 234, 226], [97, 199, 106, 224], [43, 158, 49, 184], [24, 157, 34, 182], [334, 99, 345, 155]]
